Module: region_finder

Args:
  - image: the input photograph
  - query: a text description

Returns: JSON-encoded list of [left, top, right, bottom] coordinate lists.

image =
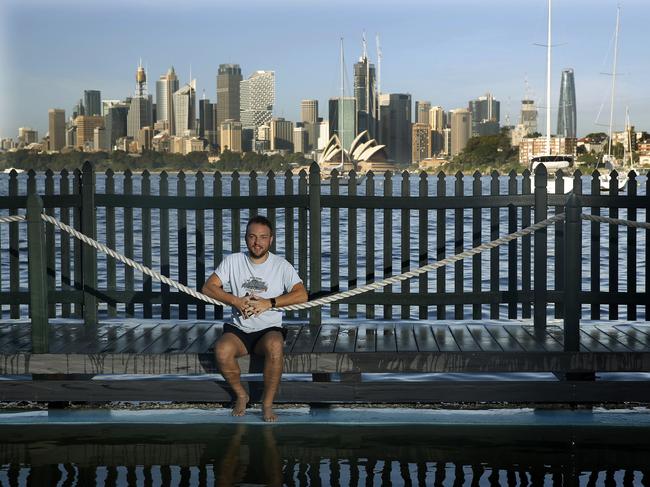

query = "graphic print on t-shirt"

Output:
[[242, 276, 268, 294]]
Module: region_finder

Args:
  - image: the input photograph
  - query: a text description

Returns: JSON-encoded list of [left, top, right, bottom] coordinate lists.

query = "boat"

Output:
[[2, 167, 25, 174], [529, 154, 575, 193]]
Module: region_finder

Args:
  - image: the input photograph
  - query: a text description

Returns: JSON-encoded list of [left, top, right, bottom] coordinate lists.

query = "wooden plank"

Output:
[[298, 171, 308, 321], [431, 325, 460, 352], [418, 172, 428, 320], [143, 323, 199, 354], [436, 173, 446, 319], [522, 170, 532, 319], [375, 323, 396, 352], [472, 172, 482, 319], [160, 172, 170, 319], [490, 172, 499, 319], [330, 171, 340, 318], [467, 324, 503, 352], [104, 169, 116, 318], [0, 325, 32, 352], [54, 323, 135, 354], [195, 172, 205, 320], [231, 171, 241, 254], [167, 322, 214, 353], [594, 324, 647, 352], [99, 323, 146, 353], [312, 325, 339, 353], [48, 322, 97, 353], [44, 169, 56, 318], [508, 171, 517, 318], [503, 325, 547, 352], [449, 325, 481, 352], [59, 169, 72, 318], [282, 324, 301, 353], [627, 174, 637, 320], [581, 325, 631, 352], [334, 325, 358, 353], [291, 325, 322, 354], [366, 172, 376, 319], [401, 172, 410, 319], [454, 172, 464, 319], [184, 323, 223, 353], [573, 327, 616, 352], [284, 170, 294, 320], [177, 172, 188, 320], [520, 324, 564, 352], [348, 171, 358, 319], [266, 170, 276, 254], [483, 324, 525, 352], [543, 325, 600, 353], [142, 170, 152, 318], [396, 325, 418, 352], [121, 170, 134, 317], [9, 171, 19, 319], [354, 325, 376, 353], [413, 325, 439, 352], [383, 171, 393, 320], [590, 172, 601, 319], [554, 171, 565, 319], [609, 174, 619, 319]]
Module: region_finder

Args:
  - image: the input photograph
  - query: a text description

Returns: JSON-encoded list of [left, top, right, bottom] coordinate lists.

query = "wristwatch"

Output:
[[270, 297, 277, 308]]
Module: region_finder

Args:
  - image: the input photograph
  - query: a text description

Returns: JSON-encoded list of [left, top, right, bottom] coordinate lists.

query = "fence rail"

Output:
[[0, 162, 648, 330]]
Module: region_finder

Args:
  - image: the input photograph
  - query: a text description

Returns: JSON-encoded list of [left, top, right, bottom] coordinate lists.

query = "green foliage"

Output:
[[443, 130, 524, 173]]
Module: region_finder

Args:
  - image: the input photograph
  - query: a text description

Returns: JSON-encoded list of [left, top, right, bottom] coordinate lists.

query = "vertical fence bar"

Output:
[[309, 162, 321, 326], [554, 170, 565, 319], [81, 161, 97, 326], [73, 168, 82, 318], [298, 170, 308, 321], [418, 172, 428, 320], [534, 165, 548, 335], [142, 170, 152, 318], [348, 170, 358, 319], [609, 171, 619, 320], [267, 171, 276, 254], [27, 194, 48, 353], [232, 171, 241, 254], [454, 172, 464, 319], [490, 171, 499, 319], [160, 172, 170, 319], [44, 170, 55, 317], [590, 171, 600, 320], [284, 170, 294, 320], [646, 175, 649, 321], [508, 171, 517, 318], [105, 169, 116, 318], [124, 169, 134, 318], [627, 172, 637, 320], [522, 170, 532, 318], [367, 171, 376, 319], [383, 171, 392, 320], [60, 169, 72, 318], [564, 194, 581, 351], [177, 171, 188, 319], [249, 171, 258, 220], [331, 170, 340, 318], [574, 169, 583, 322], [472, 172, 482, 319], [401, 171, 410, 320], [213, 171, 223, 319], [436, 172, 446, 320], [9, 171, 19, 318], [196, 171, 205, 320]]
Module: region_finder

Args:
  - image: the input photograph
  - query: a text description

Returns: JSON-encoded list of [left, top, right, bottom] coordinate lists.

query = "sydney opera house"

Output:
[[319, 130, 398, 175]]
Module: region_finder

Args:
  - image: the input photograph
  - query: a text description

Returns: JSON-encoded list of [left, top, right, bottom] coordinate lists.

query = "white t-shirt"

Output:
[[214, 251, 303, 332]]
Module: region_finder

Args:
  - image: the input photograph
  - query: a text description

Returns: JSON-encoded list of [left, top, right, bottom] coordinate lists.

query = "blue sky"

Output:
[[2, 0, 648, 140]]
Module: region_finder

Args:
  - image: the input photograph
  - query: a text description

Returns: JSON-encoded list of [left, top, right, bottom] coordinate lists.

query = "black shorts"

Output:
[[223, 323, 288, 355]]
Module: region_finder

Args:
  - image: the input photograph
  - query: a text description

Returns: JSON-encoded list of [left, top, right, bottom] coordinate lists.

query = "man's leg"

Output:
[[253, 331, 285, 422], [215, 333, 249, 416]]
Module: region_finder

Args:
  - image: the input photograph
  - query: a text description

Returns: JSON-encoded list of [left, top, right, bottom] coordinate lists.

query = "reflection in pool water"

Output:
[[1, 416, 650, 486]]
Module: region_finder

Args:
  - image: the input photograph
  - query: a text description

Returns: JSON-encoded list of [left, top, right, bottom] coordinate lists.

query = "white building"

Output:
[[173, 80, 196, 136], [240, 71, 275, 132]]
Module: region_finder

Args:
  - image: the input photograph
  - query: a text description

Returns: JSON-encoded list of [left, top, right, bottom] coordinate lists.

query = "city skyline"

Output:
[[2, 0, 649, 140]]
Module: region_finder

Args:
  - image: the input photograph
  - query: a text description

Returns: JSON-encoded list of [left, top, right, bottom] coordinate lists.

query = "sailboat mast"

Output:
[[376, 34, 381, 123], [546, 0, 552, 156], [340, 37, 344, 167], [607, 6, 620, 158]]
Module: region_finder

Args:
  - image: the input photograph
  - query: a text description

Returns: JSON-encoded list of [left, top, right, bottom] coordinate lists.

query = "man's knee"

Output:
[[260, 335, 284, 360], [215, 340, 238, 364]]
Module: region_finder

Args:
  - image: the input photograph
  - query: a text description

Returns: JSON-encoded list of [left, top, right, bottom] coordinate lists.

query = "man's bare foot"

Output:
[[262, 404, 278, 422], [232, 394, 249, 416]]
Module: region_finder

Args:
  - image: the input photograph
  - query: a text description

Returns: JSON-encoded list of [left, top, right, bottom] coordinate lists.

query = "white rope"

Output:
[[0, 214, 26, 224], [581, 213, 650, 230]]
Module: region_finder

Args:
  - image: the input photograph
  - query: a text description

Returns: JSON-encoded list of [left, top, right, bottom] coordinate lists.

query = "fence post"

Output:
[[81, 160, 97, 326], [27, 194, 48, 353], [308, 162, 322, 326], [534, 164, 548, 336], [564, 194, 581, 351]]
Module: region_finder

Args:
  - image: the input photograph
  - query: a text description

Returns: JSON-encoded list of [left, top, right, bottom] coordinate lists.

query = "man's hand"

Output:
[[235, 295, 254, 319], [248, 295, 273, 317]]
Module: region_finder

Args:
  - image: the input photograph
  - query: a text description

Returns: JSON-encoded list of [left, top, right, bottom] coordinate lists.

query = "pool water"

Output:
[[1, 408, 649, 486]]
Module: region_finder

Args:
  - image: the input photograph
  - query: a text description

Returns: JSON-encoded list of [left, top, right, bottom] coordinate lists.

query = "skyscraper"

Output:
[[557, 68, 576, 138], [173, 81, 196, 136], [416, 101, 432, 125], [412, 123, 431, 163], [301, 99, 318, 124], [353, 45, 377, 139], [199, 97, 214, 138], [220, 119, 242, 152], [156, 66, 179, 134], [240, 70, 275, 135], [75, 116, 104, 150], [450, 108, 472, 156], [379, 93, 412, 163], [520, 99, 538, 135], [83, 90, 101, 116], [468, 93, 500, 136], [270, 118, 294, 151], [127, 64, 153, 138], [329, 97, 357, 150], [48, 109, 66, 151], [217, 64, 243, 126]]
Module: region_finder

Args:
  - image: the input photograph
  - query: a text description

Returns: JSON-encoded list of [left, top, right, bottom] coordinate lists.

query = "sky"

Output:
[[2, 0, 649, 140]]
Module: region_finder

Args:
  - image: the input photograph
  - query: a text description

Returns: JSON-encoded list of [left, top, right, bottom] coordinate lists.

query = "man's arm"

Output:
[[248, 282, 308, 316], [202, 273, 250, 317]]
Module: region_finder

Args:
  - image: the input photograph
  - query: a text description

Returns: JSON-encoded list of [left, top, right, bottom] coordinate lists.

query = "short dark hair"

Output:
[[246, 215, 274, 235]]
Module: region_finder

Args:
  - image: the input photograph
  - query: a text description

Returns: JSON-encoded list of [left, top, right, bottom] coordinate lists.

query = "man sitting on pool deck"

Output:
[[202, 215, 308, 422]]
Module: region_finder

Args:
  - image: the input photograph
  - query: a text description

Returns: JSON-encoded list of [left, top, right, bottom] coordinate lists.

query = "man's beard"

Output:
[[248, 246, 269, 259]]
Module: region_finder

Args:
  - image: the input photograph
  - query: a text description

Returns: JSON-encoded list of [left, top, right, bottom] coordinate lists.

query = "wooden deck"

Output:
[[2, 319, 650, 404]]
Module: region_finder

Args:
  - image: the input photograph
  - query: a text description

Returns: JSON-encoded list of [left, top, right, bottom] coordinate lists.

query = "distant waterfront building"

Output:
[[521, 99, 538, 135], [301, 99, 319, 124], [557, 68, 576, 138], [18, 127, 38, 146], [83, 90, 101, 116], [48, 109, 66, 151], [199, 97, 214, 137], [468, 93, 500, 136], [270, 118, 294, 152], [329, 97, 357, 152], [450, 108, 471, 156], [317, 121, 330, 151], [240, 71, 275, 135], [379, 93, 412, 163], [75, 115, 104, 150], [518, 136, 577, 165], [156, 66, 179, 135], [93, 126, 108, 151], [127, 64, 153, 137], [416, 101, 432, 126], [353, 47, 377, 139], [293, 125, 307, 154], [65, 125, 76, 148], [173, 81, 196, 136], [412, 123, 431, 163], [104, 104, 129, 151], [429, 106, 445, 131], [217, 64, 243, 127], [220, 119, 242, 153], [73, 99, 84, 119], [442, 128, 452, 156], [101, 100, 121, 117]]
